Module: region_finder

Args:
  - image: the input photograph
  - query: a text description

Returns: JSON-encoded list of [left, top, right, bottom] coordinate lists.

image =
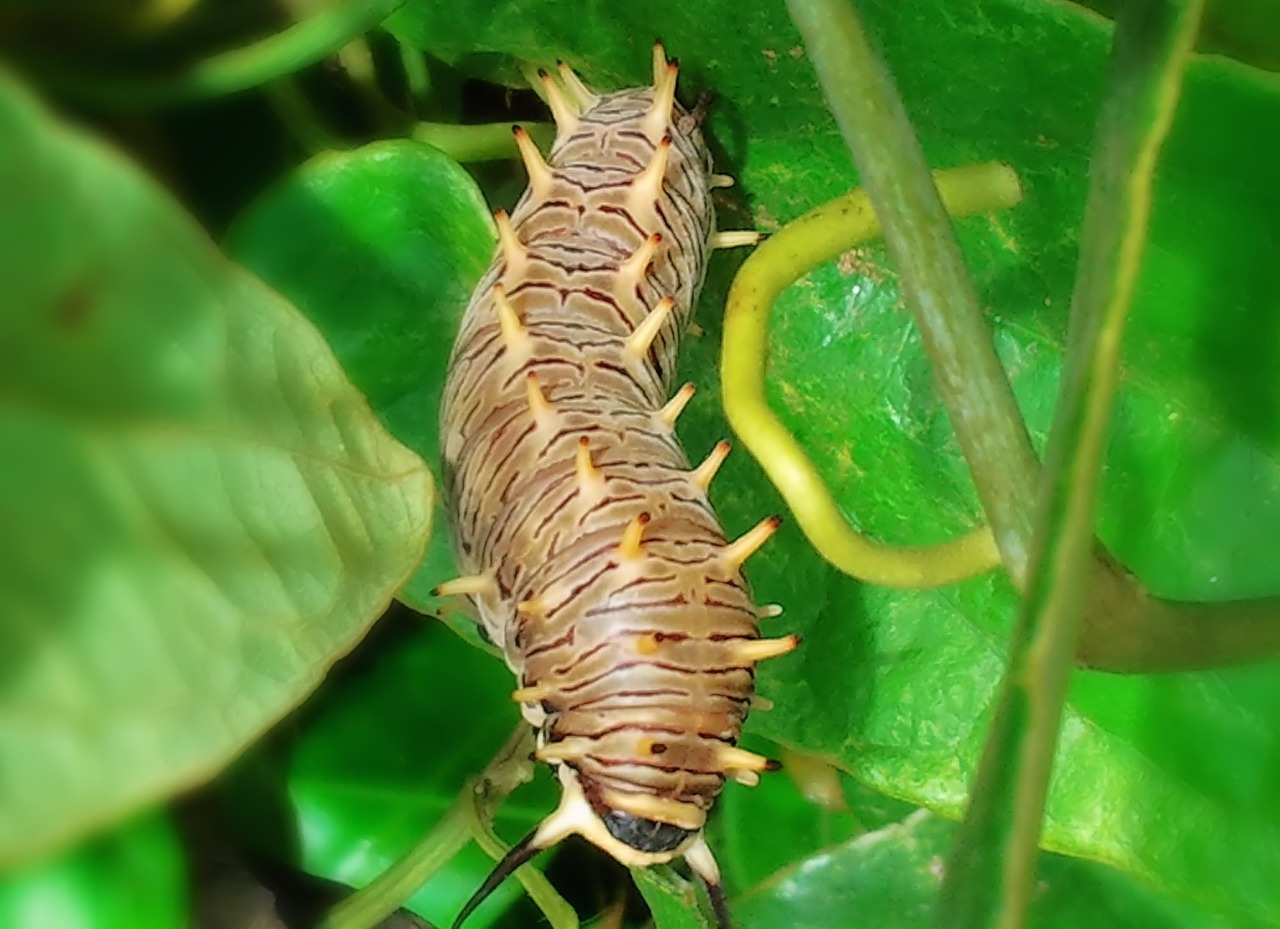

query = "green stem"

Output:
[[412, 120, 556, 163], [319, 725, 540, 929], [264, 78, 349, 155], [942, 3, 1205, 928], [397, 39, 432, 114], [20, 0, 406, 109], [722, 163, 1021, 587], [319, 796, 469, 929]]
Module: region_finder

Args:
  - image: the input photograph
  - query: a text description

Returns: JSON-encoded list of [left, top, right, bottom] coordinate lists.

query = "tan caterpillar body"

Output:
[[436, 45, 793, 928]]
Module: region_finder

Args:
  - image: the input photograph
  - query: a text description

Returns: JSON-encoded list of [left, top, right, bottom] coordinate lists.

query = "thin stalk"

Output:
[[412, 120, 556, 163], [942, 2, 1206, 928], [319, 725, 541, 929]]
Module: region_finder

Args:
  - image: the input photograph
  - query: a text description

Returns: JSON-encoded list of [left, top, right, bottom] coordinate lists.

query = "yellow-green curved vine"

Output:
[[721, 162, 1022, 589]]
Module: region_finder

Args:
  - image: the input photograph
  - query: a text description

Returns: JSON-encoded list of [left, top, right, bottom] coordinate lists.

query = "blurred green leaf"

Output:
[[225, 139, 497, 620], [220, 619, 559, 928], [9, 0, 408, 109], [372, 0, 1280, 923], [0, 69, 432, 866], [0, 812, 185, 929], [1076, 0, 1280, 71]]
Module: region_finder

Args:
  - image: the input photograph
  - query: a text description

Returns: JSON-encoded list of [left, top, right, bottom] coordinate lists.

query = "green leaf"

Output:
[[225, 139, 497, 619], [0, 69, 432, 866], [632, 866, 713, 929], [732, 805, 1251, 929], [0, 812, 185, 929], [374, 1, 1280, 924]]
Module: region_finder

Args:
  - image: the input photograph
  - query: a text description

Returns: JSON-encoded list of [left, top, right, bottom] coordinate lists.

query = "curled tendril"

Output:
[[721, 162, 1023, 589]]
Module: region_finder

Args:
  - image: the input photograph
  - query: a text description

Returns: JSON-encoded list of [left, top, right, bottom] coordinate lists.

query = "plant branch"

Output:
[[942, 3, 1206, 927], [319, 725, 543, 929]]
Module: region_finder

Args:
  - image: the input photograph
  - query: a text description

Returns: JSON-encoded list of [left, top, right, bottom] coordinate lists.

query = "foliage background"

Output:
[[1, 0, 1278, 927]]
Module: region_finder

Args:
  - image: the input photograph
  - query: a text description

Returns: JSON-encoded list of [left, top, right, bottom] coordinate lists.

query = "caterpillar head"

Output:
[[452, 764, 729, 929]]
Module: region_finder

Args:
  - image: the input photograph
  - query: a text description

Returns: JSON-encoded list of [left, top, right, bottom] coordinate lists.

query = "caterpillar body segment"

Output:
[[439, 45, 787, 928]]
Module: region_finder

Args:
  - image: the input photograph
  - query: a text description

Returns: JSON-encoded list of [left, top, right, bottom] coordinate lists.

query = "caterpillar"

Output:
[[435, 44, 795, 929]]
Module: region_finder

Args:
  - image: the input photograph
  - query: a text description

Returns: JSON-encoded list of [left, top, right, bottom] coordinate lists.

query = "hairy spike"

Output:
[[538, 69, 580, 134], [512, 684, 553, 703], [755, 603, 785, 620], [617, 232, 663, 293], [710, 174, 735, 189], [625, 296, 676, 362], [657, 382, 696, 426], [618, 512, 651, 560], [628, 135, 672, 209], [731, 634, 800, 664], [575, 436, 604, 496], [644, 55, 680, 143], [557, 60, 599, 109], [492, 284, 532, 364], [691, 440, 731, 490], [512, 125, 553, 197], [714, 745, 778, 773], [711, 230, 763, 250], [750, 693, 775, 712], [732, 769, 761, 787], [494, 209, 527, 277], [536, 738, 592, 764], [433, 574, 496, 598], [651, 41, 668, 86], [524, 372, 556, 430], [722, 516, 781, 569]]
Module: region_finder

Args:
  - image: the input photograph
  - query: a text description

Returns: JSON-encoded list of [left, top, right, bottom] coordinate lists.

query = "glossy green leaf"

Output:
[[711, 764, 1259, 928], [0, 812, 185, 929], [375, 1, 1280, 924], [732, 805, 1250, 929], [0, 69, 433, 866], [225, 139, 497, 619]]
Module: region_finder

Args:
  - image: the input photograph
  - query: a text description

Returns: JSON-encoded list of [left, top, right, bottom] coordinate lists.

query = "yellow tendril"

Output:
[[721, 162, 1023, 588]]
